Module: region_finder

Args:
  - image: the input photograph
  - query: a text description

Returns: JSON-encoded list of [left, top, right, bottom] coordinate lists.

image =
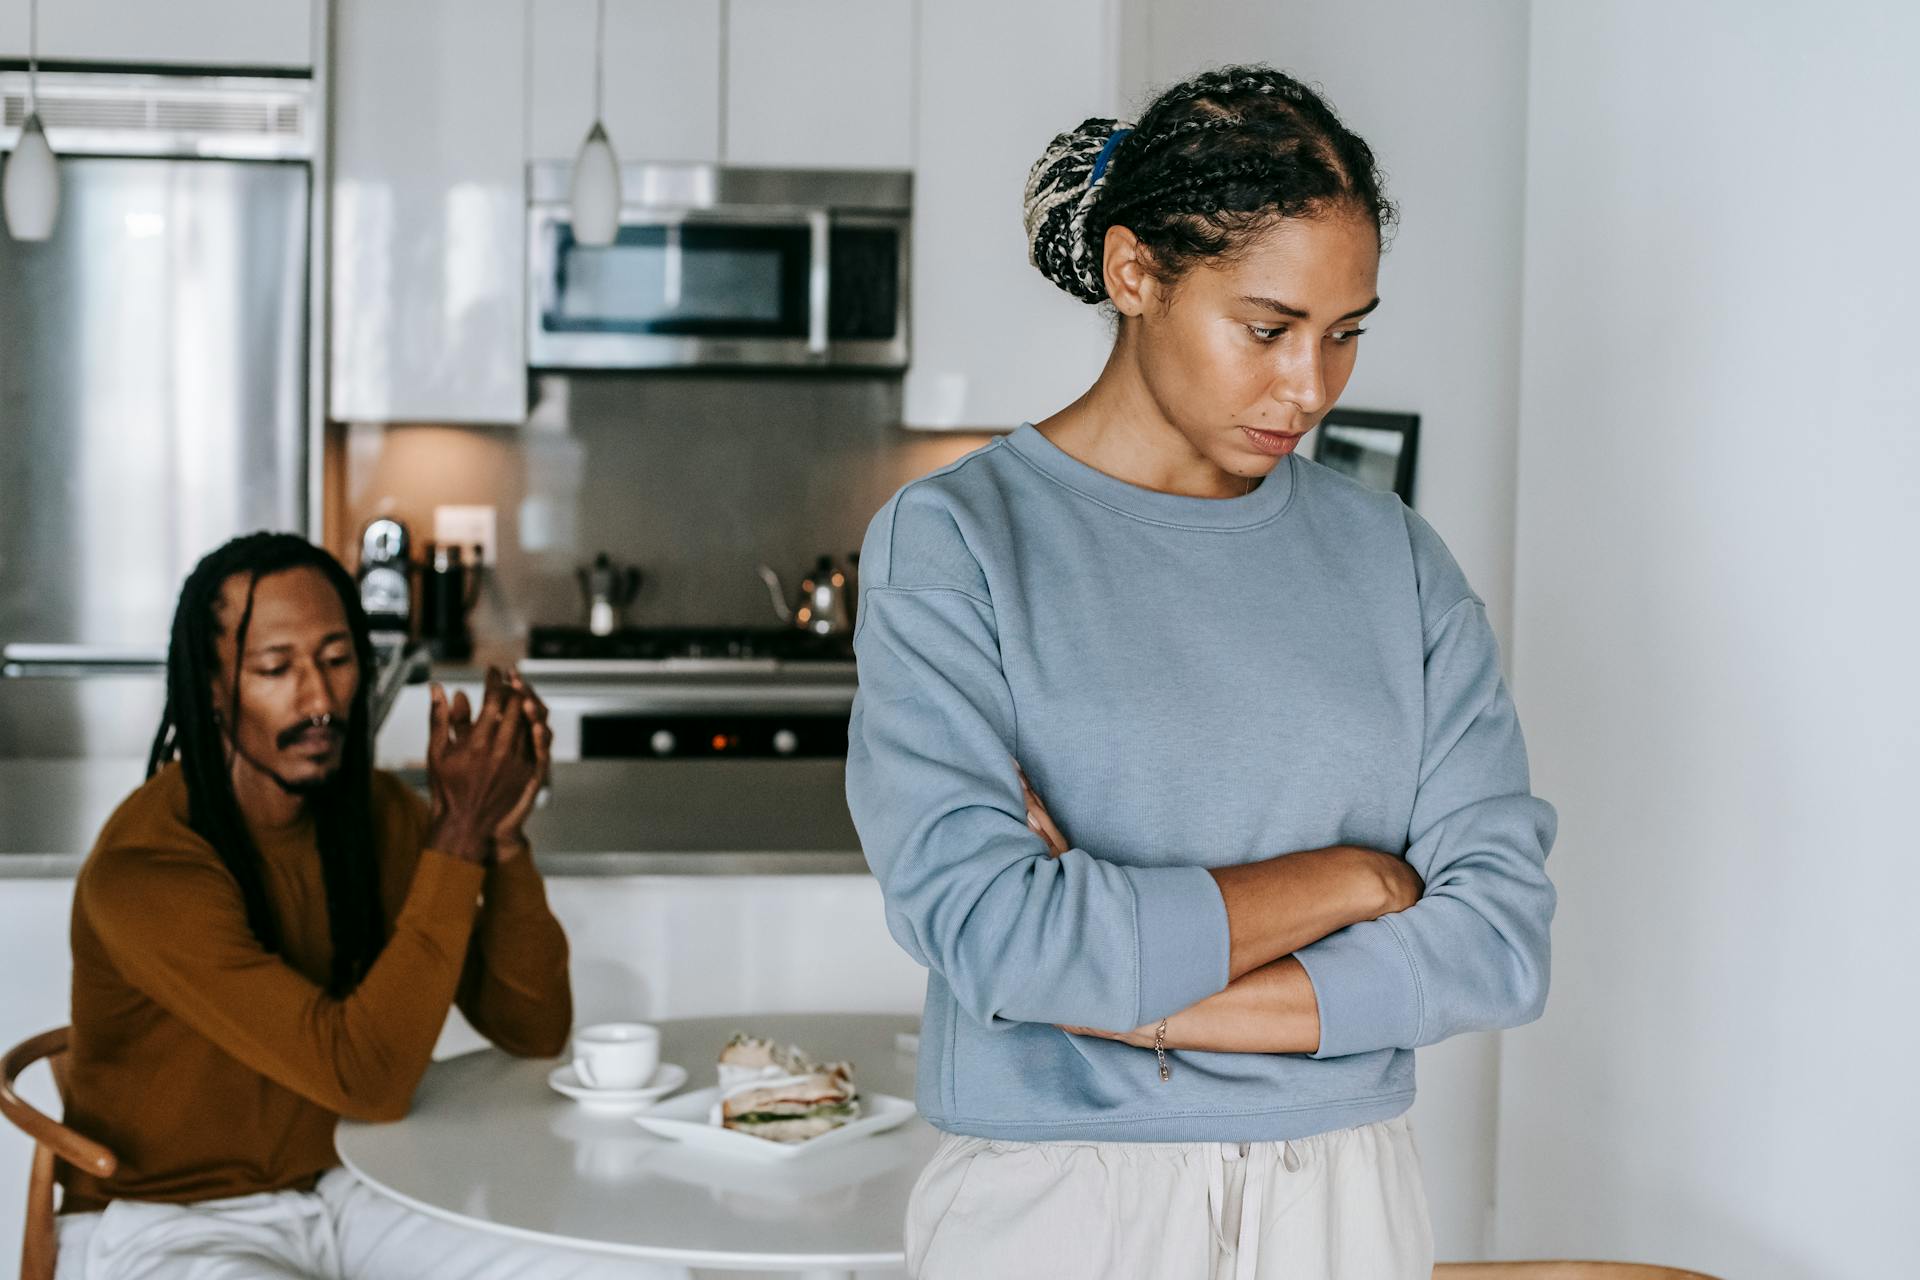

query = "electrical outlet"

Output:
[[433, 505, 497, 564]]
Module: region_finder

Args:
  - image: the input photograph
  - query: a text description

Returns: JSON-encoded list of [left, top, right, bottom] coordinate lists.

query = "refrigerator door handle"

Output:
[[1, 644, 168, 677]]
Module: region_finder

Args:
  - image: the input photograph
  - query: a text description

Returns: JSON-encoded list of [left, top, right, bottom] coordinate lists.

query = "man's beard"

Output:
[[272, 769, 338, 797]]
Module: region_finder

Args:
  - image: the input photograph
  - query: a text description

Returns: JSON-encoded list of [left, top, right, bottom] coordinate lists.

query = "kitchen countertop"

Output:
[[0, 758, 868, 879]]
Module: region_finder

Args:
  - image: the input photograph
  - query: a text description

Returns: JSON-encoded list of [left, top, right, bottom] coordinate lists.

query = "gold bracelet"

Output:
[[1154, 1018, 1170, 1082]]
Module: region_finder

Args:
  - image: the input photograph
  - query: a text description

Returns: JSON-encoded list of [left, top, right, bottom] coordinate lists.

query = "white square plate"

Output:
[[632, 1087, 916, 1161]]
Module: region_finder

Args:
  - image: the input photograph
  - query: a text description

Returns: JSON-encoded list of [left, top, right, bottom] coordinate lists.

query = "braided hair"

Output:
[[147, 532, 387, 996], [1024, 64, 1397, 304]]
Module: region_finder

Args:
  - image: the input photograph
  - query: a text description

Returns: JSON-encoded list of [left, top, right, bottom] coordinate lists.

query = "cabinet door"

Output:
[[330, 0, 527, 425], [0, 0, 311, 67], [528, 0, 723, 164], [725, 0, 913, 169], [905, 0, 1120, 429]]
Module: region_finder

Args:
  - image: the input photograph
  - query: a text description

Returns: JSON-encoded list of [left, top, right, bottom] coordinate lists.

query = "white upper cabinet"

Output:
[[527, 0, 723, 164], [724, 0, 913, 169], [329, 0, 527, 425], [0, 0, 311, 67], [904, 0, 1121, 430]]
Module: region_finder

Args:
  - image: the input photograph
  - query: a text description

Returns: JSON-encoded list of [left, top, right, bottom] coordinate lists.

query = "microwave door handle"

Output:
[[807, 211, 831, 356]]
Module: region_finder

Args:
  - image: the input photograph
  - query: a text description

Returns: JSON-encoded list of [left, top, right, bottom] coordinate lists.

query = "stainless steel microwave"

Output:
[[527, 162, 910, 370]]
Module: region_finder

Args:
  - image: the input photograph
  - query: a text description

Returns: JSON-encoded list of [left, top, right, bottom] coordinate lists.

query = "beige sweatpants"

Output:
[[904, 1114, 1433, 1280]]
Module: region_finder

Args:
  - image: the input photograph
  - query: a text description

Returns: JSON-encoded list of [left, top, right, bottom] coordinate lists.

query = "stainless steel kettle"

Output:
[[758, 555, 855, 635], [576, 553, 642, 636]]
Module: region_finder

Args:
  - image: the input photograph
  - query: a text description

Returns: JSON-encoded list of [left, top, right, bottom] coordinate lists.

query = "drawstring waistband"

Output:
[[1205, 1139, 1303, 1280]]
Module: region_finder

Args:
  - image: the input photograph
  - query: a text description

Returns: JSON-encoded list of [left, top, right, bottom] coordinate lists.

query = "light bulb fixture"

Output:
[[569, 0, 621, 247], [3, 0, 59, 242]]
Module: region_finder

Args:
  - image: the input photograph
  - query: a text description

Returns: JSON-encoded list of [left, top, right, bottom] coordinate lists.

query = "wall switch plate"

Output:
[[433, 505, 498, 564]]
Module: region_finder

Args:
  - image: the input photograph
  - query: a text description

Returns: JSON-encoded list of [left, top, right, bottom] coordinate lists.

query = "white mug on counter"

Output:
[[572, 1022, 661, 1090]]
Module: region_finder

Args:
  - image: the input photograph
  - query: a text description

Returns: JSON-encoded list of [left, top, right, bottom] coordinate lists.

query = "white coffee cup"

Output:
[[571, 1022, 660, 1090]]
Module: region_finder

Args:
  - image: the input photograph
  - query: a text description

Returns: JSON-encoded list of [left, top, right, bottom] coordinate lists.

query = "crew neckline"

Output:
[[1002, 423, 1298, 531], [250, 803, 318, 858]]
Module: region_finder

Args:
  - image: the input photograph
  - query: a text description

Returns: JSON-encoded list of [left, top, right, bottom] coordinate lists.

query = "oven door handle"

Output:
[[807, 210, 831, 356]]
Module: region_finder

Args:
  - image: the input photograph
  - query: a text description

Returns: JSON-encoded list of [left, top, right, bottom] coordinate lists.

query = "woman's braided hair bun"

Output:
[[1023, 117, 1135, 304], [1022, 64, 1397, 305]]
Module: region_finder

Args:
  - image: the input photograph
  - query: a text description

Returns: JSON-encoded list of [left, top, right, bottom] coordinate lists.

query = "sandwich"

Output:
[[714, 1033, 861, 1143], [719, 1064, 861, 1143], [717, 1032, 813, 1086]]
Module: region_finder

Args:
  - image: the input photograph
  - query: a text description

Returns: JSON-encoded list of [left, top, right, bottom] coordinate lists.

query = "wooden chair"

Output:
[[1437, 1264, 1726, 1279], [1, 1028, 117, 1280]]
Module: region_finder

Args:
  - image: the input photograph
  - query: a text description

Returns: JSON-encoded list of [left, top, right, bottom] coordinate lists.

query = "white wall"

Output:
[[1497, 3, 1920, 1276], [1126, 0, 1534, 1258]]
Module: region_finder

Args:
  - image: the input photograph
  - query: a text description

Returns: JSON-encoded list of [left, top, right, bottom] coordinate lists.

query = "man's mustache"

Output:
[[275, 718, 347, 750]]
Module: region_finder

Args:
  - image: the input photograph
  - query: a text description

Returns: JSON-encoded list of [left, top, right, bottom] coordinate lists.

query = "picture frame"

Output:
[[1311, 408, 1421, 506]]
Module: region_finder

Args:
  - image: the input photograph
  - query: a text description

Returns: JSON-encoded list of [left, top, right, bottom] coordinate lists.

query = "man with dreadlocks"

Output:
[[52, 533, 683, 1278]]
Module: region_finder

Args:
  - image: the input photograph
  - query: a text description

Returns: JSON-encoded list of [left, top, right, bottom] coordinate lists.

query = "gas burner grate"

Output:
[[527, 626, 854, 663]]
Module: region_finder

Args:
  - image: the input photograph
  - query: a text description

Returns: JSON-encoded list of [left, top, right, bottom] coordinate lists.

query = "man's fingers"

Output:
[[427, 684, 449, 767], [510, 669, 551, 726], [488, 695, 527, 759]]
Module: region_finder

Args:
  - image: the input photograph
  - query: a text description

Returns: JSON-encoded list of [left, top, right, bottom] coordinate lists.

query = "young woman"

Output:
[[844, 66, 1559, 1279]]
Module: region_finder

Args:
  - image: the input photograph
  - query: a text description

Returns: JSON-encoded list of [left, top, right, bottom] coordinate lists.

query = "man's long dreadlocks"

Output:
[[147, 532, 387, 996]]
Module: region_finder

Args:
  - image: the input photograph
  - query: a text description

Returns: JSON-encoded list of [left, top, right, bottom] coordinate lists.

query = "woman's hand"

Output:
[[1060, 957, 1323, 1056], [1015, 760, 1070, 856], [1059, 1022, 1156, 1048]]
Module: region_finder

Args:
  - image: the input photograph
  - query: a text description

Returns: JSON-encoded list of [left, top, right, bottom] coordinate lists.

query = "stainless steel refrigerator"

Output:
[[0, 72, 317, 758]]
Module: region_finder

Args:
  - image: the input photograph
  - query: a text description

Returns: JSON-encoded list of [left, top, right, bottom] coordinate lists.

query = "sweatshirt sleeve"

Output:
[[1292, 507, 1559, 1057], [81, 843, 485, 1123], [845, 486, 1231, 1032]]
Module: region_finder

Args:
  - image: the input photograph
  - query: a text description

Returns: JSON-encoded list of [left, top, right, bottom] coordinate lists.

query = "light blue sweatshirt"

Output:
[[845, 423, 1558, 1142]]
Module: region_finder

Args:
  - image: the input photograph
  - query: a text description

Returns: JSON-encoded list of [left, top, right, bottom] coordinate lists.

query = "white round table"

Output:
[[337, 1012, 934, 1279]]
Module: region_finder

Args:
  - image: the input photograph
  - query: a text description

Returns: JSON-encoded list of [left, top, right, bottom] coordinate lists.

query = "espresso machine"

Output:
[[356, 517, 414, 635]]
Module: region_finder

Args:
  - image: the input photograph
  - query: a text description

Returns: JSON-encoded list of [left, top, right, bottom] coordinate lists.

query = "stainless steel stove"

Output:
[[526, 625, 854, 667], [517, 626, 857, 760]]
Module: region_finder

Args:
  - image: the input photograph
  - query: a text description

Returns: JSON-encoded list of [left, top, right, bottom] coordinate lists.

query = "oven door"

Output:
[[529, 204, 827, 369]]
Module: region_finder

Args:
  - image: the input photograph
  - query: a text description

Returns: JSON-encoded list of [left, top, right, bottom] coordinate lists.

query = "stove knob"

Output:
[[772, 729, 799, 756], [650, 730, 677, 757]]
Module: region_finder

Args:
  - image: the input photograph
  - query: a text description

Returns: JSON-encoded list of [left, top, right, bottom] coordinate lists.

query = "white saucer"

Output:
[[547, 1061, 688, 1111]]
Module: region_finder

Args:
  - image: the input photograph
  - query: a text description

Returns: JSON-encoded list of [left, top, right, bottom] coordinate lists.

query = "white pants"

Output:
[[905, 1113, 1434, 1280], [54, 1168, 689, 1280]]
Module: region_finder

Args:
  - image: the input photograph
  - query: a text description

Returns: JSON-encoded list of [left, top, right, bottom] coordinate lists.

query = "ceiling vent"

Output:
[[0, 71, 311, 159]]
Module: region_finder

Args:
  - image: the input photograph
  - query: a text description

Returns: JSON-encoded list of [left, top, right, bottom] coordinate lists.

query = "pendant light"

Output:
[[3, 0, 59, 242], [569, 0, 621, 247]]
